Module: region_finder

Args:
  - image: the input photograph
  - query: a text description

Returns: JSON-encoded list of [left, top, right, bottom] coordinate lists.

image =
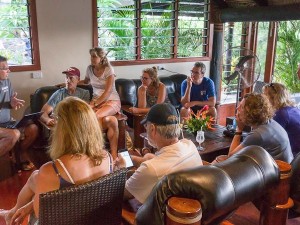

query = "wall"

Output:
[[8, 0, 209, 119]]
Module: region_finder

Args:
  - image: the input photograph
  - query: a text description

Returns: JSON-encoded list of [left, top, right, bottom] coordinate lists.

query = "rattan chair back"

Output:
[[39, 168, 127, 225]]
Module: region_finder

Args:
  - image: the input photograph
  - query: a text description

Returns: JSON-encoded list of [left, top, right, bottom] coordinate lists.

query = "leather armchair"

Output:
[[136, 146, 292, 225], [290, 152, 300, 215]]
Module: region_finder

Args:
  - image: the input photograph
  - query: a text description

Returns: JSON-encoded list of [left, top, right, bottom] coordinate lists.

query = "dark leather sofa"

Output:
[[136, 146, 292, 225]]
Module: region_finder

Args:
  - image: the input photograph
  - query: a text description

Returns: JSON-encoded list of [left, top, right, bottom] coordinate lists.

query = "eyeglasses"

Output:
[[0, 67, 9, 71], [190, 70, 200, 75], [267, 83, 277, 93], [51, 113, 59, 120], [140, 76, 150, 81]]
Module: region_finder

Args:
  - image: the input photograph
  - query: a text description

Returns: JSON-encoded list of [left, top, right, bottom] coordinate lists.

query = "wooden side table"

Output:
[[122, 105, 146, 149]]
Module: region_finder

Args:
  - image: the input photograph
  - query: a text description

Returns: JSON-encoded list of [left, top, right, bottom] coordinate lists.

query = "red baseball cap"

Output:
[[62, 67, 80, 78]]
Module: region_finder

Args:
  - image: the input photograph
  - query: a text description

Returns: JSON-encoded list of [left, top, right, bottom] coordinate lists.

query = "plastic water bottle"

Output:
[[232, 118, 237, 130]]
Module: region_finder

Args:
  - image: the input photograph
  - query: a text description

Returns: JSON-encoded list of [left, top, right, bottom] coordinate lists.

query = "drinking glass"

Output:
[[196, 130, 205, 151]]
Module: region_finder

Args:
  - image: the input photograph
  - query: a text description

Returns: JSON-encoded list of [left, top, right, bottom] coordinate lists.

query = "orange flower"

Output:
[[185, 105, 215, 133]]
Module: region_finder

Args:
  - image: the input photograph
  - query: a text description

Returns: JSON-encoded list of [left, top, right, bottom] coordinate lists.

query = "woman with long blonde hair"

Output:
[[263, 83, 300, 156], [0, 97, 114, 225]]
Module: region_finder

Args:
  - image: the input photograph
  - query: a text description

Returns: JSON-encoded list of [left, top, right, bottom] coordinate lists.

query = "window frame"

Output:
[[92, 0, 212, 66], [4, 0, 41, 72]]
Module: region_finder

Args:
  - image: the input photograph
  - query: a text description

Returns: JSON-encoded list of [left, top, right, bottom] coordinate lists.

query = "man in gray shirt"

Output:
[[228, 93, 293, 163], [0, 55, 37, 171], [39, 67, 119, 159]]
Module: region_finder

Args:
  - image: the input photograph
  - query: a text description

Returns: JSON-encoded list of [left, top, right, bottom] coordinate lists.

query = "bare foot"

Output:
[[0, 209, 14, 225]]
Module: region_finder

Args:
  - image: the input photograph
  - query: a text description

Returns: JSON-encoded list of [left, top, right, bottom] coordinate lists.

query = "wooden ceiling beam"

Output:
[[211, 0, 228, 9], [252, 0, 268, 6], [217, 4, 300, 22]]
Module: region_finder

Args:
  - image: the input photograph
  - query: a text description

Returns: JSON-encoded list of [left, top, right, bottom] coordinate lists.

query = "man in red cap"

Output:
[[39, 67, 119, 159], [39, 67, 90, 126]]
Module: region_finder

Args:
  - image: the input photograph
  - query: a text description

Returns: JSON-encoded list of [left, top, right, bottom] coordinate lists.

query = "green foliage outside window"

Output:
[[0, 0, 32, 65], [97, 0, 208, 61], [274, 21, 300, 93]]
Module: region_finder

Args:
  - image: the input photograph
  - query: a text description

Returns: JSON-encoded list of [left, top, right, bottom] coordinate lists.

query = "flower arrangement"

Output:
[[185, 105, 215, 133]]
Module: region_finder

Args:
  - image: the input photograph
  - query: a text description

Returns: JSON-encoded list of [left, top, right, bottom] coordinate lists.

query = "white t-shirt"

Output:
[[85, 65, 120, 101], [125, 139, 202, 203]]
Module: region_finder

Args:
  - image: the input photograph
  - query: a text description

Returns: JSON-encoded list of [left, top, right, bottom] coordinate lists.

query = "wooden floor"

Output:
[[0, 170, 32, 225], [0, 164, 300, 225]]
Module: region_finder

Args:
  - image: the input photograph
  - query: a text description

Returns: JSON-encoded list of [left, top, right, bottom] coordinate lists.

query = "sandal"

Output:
[[20, 161, 35, 171]]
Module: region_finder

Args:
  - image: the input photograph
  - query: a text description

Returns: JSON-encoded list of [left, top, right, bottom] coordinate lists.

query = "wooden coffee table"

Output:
[[141, 125, 232, 162]]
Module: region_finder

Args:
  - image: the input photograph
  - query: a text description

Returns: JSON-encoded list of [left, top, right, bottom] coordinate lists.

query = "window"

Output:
[[255, 22, 269, 82], [0, 0, 40, 71], [221, 22, 249, 104], [93, 0, 210, 64], [274, 20, 300, 93]]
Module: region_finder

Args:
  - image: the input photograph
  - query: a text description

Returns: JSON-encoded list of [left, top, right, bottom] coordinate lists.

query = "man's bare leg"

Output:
[[19, 124, 39, 166], [0, 128, 20, 157], [180, 107, 191, 123]]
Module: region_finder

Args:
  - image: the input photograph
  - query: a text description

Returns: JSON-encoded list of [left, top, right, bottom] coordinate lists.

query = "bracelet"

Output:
[[235, 131, 242, 135]]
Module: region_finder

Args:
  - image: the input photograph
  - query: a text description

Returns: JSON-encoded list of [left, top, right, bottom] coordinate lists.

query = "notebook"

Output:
[[0, 112, 43, 129]]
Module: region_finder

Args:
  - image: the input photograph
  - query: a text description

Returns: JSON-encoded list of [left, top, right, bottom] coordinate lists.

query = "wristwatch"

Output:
[[235, 131, 242, 135]]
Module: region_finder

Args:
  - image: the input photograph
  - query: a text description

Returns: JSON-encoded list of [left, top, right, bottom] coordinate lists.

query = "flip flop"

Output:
[[20, 161, 35, 171]]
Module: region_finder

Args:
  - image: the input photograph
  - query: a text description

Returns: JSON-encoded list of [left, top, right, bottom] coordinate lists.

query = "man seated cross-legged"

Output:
[[0, 55, 38, 171]]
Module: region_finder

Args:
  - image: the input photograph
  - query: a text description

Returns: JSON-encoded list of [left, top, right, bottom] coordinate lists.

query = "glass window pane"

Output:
[[97, 0, 136, 61], [0, 0, 32, 65], [141, 0, 174, 59], [221, 22, 248, 104], [177, 0, 209, 57], [95, 0, 210, 61], [274, 21, 300, 93], [256, 22, 269, 81]]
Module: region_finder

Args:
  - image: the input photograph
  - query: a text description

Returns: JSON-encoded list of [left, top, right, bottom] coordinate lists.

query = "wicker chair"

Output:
[[38, 168, 127, 225]]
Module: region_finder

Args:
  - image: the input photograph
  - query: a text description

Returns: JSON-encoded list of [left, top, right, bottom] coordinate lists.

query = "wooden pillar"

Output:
[[209, 23, 223, 124], [259, 160, 294, 225], [264, 22, 277, 83], [166, 197, 201, 225], [209, 22, 223, 102]]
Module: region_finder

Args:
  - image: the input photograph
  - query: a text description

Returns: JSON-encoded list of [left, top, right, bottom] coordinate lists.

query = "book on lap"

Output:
[[0, 112, 43, 129]]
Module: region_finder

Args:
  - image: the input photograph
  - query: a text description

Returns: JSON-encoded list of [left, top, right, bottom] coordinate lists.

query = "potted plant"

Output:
[[185, 105, 215, 135]]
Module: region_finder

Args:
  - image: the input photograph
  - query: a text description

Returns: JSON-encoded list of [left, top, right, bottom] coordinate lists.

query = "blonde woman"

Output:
[[129, 66, 168, 114], [81, 47, 121, 118], [263, 83, 300, 156], [0, 97, 114, 225]]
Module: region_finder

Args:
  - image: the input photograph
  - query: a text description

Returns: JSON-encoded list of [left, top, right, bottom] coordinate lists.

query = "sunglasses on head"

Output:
[[266, 83, 277, 92]]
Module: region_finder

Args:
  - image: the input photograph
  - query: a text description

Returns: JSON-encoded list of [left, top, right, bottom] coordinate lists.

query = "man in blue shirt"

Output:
[[180, 62, 217, 120]]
